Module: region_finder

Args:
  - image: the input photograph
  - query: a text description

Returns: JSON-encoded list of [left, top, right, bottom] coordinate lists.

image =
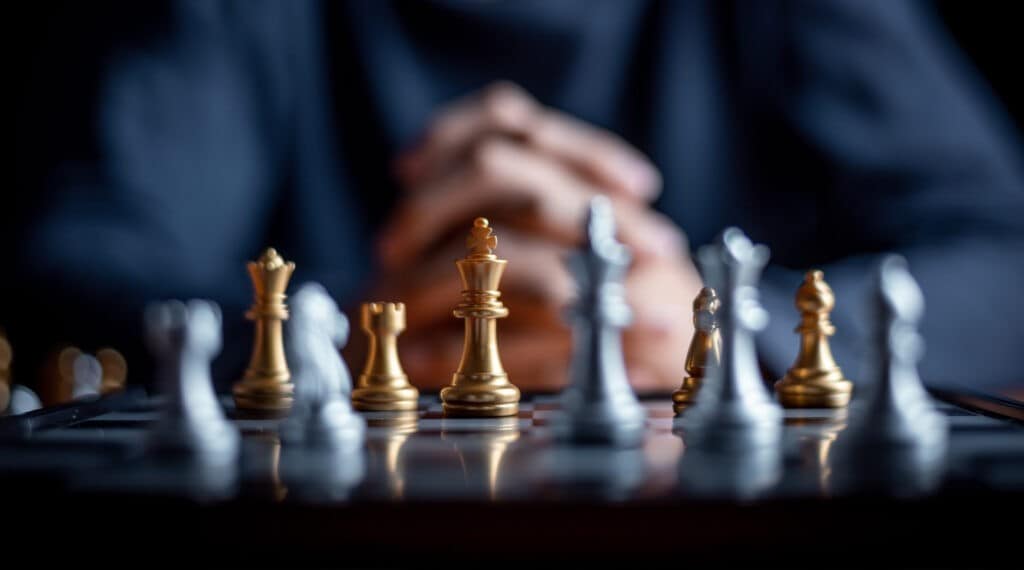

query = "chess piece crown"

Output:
[[234, 248, 296, 414], [353, 302, 419, 411], [774, 270, 853, 408], [441, 218, 521, 417], [672, 287, 721, 414]]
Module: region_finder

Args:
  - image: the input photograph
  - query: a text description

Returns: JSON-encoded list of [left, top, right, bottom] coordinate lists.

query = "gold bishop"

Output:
[[440, 218, 520, 417], [774, 270, 853, 408], [233, 248, 296, 413]]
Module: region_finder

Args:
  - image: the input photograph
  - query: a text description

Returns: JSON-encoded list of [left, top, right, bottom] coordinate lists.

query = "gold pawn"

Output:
[[233, 247, 296, 413], [440, 218, 520, 417], [672, 287, 721, 415], [40, 345, 80, 405], [774, 270, 853, 408], [353, 302, 419, 411], [0, 333, 11, 412], [97, 348, 128, 395]]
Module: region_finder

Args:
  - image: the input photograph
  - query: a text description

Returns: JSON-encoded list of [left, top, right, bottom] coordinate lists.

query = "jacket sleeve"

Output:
[[751, 0, 1024, 391]]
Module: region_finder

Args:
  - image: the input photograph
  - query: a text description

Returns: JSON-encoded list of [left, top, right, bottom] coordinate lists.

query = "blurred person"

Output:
[[10, 0, 1024, 394]]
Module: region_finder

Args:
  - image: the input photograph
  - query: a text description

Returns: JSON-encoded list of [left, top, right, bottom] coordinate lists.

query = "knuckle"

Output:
[[469, 137, 508, 178], [481, 81, 533, 128]]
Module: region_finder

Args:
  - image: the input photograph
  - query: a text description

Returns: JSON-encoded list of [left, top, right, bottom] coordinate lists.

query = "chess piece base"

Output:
[[775, 370, 852, 408], [233, 377, 294, 414], [352, 382, 419, 412], [441, 372, 520, 417]]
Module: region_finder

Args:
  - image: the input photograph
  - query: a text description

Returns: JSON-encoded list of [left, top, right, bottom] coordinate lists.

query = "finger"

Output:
[[525, 108, 662, 201], [382, 139, 682, 269], [398, 82, 660, 200], [397, 81, 539, 184]]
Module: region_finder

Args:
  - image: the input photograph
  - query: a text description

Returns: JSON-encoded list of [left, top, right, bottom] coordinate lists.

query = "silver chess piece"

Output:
[[145, 299, 240, 466], [7, 386, 42, 415], [554, 196, 646, 447], [281, 283, 366, 452], [832, 255, 948, 495], [680, 227, 782, 450], [71, 353, 103, 400]]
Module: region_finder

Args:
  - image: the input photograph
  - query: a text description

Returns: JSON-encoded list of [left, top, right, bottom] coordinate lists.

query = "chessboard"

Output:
[[2, 388, 1022, 566]]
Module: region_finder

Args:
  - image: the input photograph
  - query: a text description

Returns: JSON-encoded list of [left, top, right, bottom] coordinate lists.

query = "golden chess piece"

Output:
[[774, 270, 853, 408], [0, 333, 11, 412], [440, 218, 520, 417], [672, 287, 721, 415], [352, 302, 419, 411], [233, 248, 296, 413], [97, 348, 128, 395], [39, 345, 80, 405]]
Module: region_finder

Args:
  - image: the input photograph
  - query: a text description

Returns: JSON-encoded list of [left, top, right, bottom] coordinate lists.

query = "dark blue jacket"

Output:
[[12, 0, 1024, 390]]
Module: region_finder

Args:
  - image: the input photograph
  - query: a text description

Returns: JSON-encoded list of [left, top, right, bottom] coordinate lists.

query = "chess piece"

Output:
[[672, 287, 721, 414], [680, 227, 782, 450], [70, 352, 103, 400], [97, 348, 128, 394], [281, 283, 366, 451], [775, 270, 853, 408], [832, 255, 947, 495], [234, 248, 296, 414], [352, 302, 419, 411], [39, 346, 80, 405], [0, 333, 11, 412], [7, 385, 42, 415], [0, 334, 41, 417], [441, 218, 520, 417], [145, 299, 240, 465], [554, 196, 646, 447]]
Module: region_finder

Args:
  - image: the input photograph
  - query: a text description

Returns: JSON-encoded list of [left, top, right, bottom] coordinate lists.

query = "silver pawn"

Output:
[[7, 386, 42, 415], [680, 227, 781, 450], [832, 255, 947, 494], [281, 283, 366, 452], [71, 353, 103, 400], [145, 299, 240, 466], [554, 196, 646, 447]]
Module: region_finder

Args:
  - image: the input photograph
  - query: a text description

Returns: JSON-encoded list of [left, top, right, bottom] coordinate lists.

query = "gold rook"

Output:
[[233, 248, 296, 413], [440, 218, 520, 417], [353, 302, 419, 411], [774, 270, 853, 408]]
